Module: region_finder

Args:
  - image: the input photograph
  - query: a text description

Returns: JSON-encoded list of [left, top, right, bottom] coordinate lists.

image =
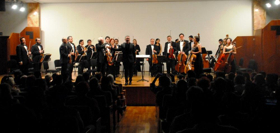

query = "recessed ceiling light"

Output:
[[266, 3, 271, 8], [275, 0, 280, 5], [11, 4, 17, 9], [19, 7, 25, 12], [33, 11, 38, 15], [255, 9, 259, 12]]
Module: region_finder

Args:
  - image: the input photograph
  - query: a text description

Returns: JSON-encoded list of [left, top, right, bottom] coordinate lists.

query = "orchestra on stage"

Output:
[[16, 33, 237, 85]]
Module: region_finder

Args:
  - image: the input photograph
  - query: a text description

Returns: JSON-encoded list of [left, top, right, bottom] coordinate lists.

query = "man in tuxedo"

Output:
[[67, 36, 76, 81], [145, 38, 160, 77], [96, 37, 108, 76], [60, 38, 71, 83], [176, 33, 190, 56], [16, 37, 31, 75], [164, 35, 177, 74], [85, 39, 96, 75], [189, 35, 194, 48], [31, 38, 44, 73], [119, 35, 135, 85]]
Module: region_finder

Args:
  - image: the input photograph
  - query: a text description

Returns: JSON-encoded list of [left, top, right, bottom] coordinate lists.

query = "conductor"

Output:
[[114, 35, 136, 85]]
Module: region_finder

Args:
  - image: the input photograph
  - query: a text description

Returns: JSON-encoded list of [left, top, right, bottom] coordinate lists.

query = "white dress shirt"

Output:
[[180, 41, 184, 52], [151, 45, 154, 54], [167, 42, 171, 54]]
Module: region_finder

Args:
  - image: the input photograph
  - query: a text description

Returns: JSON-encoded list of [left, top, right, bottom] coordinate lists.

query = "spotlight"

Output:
[[275, 0, 280, 5], [19, 2, 25, 12], [255, 9, 259, 12], [19, 7, 25, 12], [266, 3, 271, 8], [33, 11, 38, 15], [11, 4, 18, 9]]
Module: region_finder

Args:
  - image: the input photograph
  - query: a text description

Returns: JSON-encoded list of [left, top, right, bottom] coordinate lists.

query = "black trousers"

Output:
[[166, 58, 175, 74], [61, 63, 69, 83], [97, 62, 106, 76], [78, 60, 87, 75], [107, 65, 116, 80], [123, 62, 134, 82], [20, 63, 29, 75]]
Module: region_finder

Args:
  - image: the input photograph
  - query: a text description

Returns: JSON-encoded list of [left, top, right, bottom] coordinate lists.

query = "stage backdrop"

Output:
[[41, 1, 252, 70]]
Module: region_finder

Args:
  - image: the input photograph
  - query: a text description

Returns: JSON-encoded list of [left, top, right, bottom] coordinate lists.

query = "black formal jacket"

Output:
[[96, 43, 106, 63], [85, 44, 96, 60], [31, 43, 44, 62], [16, 44, 29, 65], [117, 43, 136, 64], [175, 40, 190, 55], [164, 41, 177, 57], [134, 44, 141, 55], [60, 43, 70, 64], [67, 42, 76, 62], [145, 44, 160, 63]]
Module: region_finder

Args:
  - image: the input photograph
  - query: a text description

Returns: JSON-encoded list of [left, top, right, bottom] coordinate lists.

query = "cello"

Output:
[[175, 52, 187, 73], [184, 52, 196, 73], [214, 44, 241, 72]]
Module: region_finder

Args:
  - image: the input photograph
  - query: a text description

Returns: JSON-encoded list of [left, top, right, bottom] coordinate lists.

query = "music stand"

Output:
[[157, 56, 167, 73], [43, 54, 51, 62], [115, 52, 124, 78], [136, 55, 150, 82]]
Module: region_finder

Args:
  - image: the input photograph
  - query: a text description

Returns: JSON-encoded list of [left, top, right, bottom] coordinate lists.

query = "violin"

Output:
[[106, 51, 114, 66], [175, 52, 187, 73], [28, 41, 32, 62], [168, 45, 175, 59], [152, 54, 158, 64], [184, 52, 196, 73]]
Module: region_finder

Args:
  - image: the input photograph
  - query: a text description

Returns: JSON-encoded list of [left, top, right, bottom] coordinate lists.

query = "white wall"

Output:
[[0, 3, 27, 36], [41, 1, 252, 70]]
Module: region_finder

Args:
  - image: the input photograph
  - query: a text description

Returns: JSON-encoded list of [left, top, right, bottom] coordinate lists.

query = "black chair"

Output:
[[239, 58, 257, 72], [27, 62, 34, 75], [54, 59, 62, 73], [43, 61, 59, 74], [88, 59, 97, 75]]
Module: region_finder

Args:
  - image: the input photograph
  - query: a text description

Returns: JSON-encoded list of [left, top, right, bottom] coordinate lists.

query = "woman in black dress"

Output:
[[133, 39, 141, 75], [191, 36, 203, 78]]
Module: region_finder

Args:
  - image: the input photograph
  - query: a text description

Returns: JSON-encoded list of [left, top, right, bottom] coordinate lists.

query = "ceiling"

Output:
[[17, 0, 251, 3]]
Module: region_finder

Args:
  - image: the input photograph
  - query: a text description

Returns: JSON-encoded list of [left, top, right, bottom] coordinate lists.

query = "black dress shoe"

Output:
[[125, 82, 128, 85], [129, 81, 132, 85]]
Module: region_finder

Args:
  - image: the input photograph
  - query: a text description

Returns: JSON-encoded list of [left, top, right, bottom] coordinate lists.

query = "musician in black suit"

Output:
[[175, 33, 190, 56], [96, 37, 108, 76], [85, 39, 96, 75], [114, 38, 121, 75], [16, 37, 31, 75], [77, 39, 87, 75], [133, 39, 141, 75], [145, 38, 160, 77], [31, 38, 44, 73], [189, 35, 194, 48], [164, 35, 177, 74], [117, 35, 136, 85], [59, 38, 71, 82], [67, 36, 76, 81]]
